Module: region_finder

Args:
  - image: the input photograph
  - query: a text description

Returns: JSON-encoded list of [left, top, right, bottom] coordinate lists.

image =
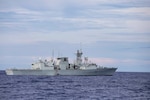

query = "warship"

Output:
[[5, 50, 117, 76]]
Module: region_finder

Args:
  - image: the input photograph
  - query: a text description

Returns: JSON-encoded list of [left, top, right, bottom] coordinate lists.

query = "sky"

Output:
[[0, 0, 150, 72]]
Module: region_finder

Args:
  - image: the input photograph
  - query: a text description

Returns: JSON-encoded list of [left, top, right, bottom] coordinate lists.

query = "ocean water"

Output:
[[0, 71, 150, 100]]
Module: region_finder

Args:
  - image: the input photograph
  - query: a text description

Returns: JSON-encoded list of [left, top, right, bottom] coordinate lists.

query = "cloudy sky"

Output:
[[0, 0, 150, 72]]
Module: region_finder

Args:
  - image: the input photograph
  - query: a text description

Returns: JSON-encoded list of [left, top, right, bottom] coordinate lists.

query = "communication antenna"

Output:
[[52, 49, 54, 60], [58, 49, 60, 57], [80, 42, 82, 52]]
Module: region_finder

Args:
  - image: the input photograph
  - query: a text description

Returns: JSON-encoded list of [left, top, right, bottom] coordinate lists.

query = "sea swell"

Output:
[[0, 71, 150, 100]]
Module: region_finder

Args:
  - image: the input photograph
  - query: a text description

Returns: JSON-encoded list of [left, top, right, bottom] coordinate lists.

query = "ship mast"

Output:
[[75, 50, 83, 65]]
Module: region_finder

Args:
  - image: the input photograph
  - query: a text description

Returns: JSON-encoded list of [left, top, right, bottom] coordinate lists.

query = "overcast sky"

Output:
[[0, 0, 150, 72]]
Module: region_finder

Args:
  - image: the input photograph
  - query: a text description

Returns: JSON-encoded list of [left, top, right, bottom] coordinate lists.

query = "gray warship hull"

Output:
[[5, 68, 117, 76]]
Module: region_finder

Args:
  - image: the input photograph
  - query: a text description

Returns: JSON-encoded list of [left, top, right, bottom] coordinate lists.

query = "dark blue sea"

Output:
[[0, 71, 150, 100]]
